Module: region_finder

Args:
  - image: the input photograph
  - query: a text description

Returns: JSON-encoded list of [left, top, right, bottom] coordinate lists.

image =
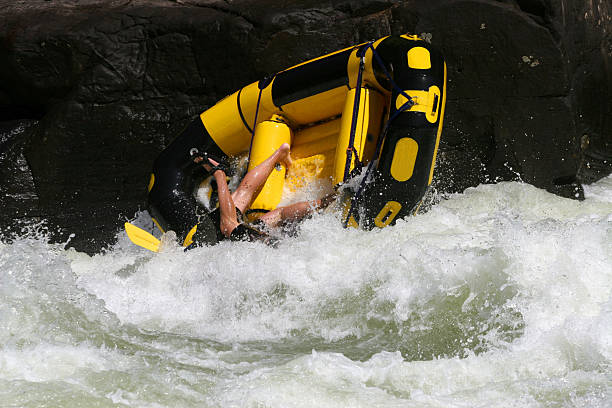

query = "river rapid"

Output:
[[1, 177, 611, 407]]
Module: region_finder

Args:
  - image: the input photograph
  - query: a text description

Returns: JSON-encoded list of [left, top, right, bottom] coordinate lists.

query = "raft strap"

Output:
[[247, 75, 274, 169], [342, 44, 369, 183], [367, 42, 415, 109], [237, 87, 253, 134]]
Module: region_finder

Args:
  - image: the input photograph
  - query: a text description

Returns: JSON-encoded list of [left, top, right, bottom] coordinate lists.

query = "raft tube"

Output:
[[149, 34, 446, 243]]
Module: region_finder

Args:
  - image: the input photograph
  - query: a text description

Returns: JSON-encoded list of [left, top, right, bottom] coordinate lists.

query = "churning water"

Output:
[[1, 177, 611, 407]]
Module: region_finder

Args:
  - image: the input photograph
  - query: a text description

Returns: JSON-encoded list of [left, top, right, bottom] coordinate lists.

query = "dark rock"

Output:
[[554, 0, 612, 184], [0, 0, 609, 253], [0, 119, 41, 233]]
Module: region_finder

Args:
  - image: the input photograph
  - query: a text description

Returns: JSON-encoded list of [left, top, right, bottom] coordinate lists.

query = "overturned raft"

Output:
[[150, 34, 446, 243]]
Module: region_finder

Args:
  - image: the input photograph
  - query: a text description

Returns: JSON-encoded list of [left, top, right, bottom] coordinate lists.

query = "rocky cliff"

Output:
[[1, 0, 610, 253]]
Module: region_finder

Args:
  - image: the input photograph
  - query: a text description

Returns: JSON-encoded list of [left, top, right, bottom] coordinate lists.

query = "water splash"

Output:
[[1, 177, 611, 407]]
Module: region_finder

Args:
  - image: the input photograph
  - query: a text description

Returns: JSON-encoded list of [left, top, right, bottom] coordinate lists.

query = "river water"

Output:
[[1, 177, 611, 407]]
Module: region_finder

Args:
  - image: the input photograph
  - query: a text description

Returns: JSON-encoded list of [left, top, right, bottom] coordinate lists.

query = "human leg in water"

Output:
[[257, 192, 336, 228], [210, 168, 240, 237], [230, 143, 292, 214], [205, 143, 291, 238]]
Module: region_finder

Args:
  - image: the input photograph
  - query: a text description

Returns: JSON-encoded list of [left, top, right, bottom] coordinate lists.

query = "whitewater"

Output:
[[1, 176, 611, 407]]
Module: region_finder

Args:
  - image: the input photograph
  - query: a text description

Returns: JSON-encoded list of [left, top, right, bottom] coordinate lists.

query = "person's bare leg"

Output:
[[212, 170, 240, 237], [258, 193, 335, 228], [231, 143, 292, 213]]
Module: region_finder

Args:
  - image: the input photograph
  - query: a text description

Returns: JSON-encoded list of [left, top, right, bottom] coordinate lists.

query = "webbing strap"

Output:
[[365, 42, 415, 111], [342, 44, 369, 183], [346, 146, 363, 172], [246, 87, 264, 169], [246, 77, 274, 169], [236, 87, 253, 134]]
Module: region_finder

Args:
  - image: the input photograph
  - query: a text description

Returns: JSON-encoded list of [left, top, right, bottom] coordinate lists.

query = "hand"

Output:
[[202, 157, 229, 176]]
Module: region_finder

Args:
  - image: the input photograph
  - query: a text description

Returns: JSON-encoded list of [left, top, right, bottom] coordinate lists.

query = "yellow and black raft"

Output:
[[128, 34, 447, 251]]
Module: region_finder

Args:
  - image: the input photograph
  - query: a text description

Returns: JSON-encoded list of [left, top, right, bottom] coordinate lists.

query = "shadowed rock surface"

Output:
[[0, 0, 610, 253]]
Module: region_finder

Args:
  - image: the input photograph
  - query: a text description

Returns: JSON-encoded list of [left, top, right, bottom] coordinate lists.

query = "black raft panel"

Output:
[[357, 126, 440, 229], [271, 48, 354, 107]]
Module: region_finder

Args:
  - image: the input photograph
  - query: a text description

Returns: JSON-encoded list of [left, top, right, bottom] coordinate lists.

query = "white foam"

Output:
[[0, 343, 115, 382], [1, 178, 611, 406]]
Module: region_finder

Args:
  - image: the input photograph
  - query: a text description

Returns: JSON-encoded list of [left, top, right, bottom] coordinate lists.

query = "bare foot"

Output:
[[277, 143, 292, 169]]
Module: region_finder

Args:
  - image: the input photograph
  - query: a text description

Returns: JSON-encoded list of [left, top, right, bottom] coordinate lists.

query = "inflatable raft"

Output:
[[147, 34, 446, 247]]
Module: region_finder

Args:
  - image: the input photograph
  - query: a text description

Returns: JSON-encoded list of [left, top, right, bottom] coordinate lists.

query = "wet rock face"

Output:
[[0, 0, 610, 252]]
